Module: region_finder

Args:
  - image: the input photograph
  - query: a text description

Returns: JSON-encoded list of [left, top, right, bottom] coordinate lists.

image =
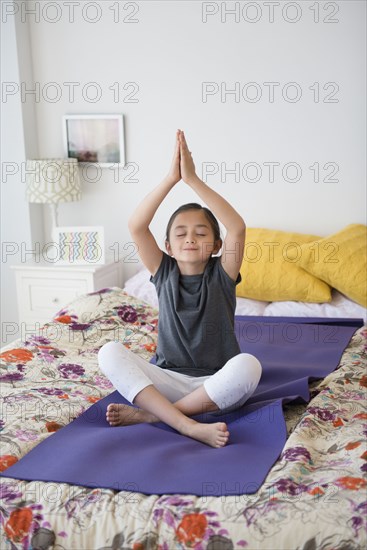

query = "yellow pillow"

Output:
[[236, 228, 332, 303], [297, 224, 367, 307]]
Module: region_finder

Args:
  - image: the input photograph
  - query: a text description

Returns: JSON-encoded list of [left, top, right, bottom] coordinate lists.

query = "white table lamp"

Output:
[[26, 158, 82, 228]]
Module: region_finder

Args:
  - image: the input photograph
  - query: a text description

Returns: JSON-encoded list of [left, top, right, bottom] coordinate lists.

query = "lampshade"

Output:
[[26, 158, 81, 204]]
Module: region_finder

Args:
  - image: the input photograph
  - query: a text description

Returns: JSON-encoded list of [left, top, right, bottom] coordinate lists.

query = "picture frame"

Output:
[[52, 226, 105, 265], [63, 114, 125, 168]]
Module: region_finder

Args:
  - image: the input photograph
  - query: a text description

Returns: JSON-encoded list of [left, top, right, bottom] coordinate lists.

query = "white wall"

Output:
[[1, 0, 366, 344], [1, 2, 44, 346]]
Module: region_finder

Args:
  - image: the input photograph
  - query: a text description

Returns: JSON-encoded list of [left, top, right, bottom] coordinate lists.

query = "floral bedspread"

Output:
[[0, 287, 366, 550]]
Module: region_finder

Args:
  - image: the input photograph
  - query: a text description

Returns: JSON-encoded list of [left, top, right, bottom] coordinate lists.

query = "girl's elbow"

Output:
[[128, 219, 149, 239], [237, 222, 246, 243], [238, 220, 246, 235], [128, 217, 141, 234]]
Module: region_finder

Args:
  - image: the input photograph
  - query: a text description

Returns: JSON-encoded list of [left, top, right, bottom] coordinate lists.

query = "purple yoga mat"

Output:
[[1, 317, 363, 496]]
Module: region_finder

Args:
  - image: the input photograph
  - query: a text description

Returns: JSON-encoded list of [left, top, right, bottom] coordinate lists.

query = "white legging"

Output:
[[98, 341, 262, 413]]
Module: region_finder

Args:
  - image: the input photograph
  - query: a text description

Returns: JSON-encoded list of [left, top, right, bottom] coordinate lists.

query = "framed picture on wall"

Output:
[[52, 226, 105, 265], [63, 114, 125, 168]]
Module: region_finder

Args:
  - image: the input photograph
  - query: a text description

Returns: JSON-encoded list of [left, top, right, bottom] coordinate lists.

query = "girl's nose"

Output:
[[186, 236, 196, 243]]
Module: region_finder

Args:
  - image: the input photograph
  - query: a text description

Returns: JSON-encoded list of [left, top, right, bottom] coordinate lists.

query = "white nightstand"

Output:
[[11, 257, 123, 325]]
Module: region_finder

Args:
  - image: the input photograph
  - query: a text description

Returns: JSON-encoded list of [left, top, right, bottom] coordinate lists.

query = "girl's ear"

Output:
[[212, 239, 222, 255], [165, 240, 173, 256]]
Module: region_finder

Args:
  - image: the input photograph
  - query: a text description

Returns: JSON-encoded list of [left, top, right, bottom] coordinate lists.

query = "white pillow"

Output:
[[264, 290, 367, 323], [123, 268, 159, 309], [235, 297, 269, 316]]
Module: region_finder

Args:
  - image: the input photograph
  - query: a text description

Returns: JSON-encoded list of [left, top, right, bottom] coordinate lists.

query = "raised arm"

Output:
[[128, 131, 181, 275], [179, 130, 246, 281]]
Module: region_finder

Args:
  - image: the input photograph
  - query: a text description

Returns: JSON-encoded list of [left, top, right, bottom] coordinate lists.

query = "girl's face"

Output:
[[165, 210, 222, 273]]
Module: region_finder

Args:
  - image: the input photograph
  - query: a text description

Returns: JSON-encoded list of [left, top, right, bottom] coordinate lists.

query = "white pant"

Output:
[[98, 341, 262, 413]]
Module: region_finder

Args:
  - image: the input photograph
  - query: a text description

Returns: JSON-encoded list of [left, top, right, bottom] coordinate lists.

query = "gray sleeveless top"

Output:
[[150, 253, 241, 376]]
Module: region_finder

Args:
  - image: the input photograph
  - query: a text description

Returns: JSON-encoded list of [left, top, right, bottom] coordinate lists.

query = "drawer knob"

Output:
[[52, 297, 59, 303]]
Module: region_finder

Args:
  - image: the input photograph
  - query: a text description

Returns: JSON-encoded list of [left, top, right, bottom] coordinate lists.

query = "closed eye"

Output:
[[175, 233, 207, 237]]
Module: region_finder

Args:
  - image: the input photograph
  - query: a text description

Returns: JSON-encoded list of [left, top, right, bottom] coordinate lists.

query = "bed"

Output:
[[1, 225, 366, 549]]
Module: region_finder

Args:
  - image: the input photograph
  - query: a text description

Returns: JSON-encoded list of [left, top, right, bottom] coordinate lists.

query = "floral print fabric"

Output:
[[0, 287, 366, 549]]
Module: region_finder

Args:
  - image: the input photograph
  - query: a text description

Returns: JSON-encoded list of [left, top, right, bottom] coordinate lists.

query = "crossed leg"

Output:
[[107, 384, 229, 448], [98, 342, 261, 448], [106, 382, 218, 425]]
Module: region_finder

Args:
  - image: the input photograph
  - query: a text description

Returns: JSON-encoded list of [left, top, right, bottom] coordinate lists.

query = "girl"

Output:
[[98, 130, 262, 448]]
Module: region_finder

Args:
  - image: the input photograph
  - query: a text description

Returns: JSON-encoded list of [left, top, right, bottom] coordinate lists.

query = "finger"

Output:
[[179, 133, 189, 152], [174, 134, 180, 155], [175, 146, 180, 162], [184, 143, 191, 155]]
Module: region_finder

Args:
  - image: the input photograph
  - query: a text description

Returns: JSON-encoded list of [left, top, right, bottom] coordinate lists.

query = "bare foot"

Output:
[[106, 405, 230, 448], [106, 403, 158, 426], [181, 420, 230, 448]]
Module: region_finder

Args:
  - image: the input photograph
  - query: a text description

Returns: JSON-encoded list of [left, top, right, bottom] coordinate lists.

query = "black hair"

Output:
[[165, 203, 221, 243]]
